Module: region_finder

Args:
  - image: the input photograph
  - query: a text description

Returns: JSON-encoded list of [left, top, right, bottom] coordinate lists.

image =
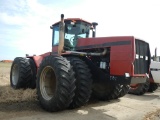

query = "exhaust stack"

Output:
[[153, 47, 159, 61], [155, 47, 157, 57], [58, 14, 65, 55]]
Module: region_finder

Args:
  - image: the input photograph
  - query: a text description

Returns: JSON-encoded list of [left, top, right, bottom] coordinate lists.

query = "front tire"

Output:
[[128, 79, 150, 95], [36, 56, 76, 112]]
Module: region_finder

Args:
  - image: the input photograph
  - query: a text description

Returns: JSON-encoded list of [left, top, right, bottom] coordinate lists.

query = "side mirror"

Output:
[[92, 22, 98, 28]]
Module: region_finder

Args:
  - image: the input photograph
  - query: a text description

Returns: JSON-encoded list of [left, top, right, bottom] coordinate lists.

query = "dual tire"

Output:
[[36, 56, 92, 111], [10, 57, 35, 89], [10, 56, 92, 111]]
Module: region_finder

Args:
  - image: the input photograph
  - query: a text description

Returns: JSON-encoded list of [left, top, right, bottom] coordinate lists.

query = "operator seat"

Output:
[[64, 39, 73, 50]]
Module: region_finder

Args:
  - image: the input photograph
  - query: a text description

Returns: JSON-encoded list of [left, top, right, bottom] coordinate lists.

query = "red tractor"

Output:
[[10, 14, 151, 112]]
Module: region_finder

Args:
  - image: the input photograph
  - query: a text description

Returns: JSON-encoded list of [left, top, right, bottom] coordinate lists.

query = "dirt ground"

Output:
[[0, 62, 160, 120]]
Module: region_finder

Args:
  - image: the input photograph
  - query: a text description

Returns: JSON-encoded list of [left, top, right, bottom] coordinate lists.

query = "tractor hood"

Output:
[[75, 36, 134, 50]]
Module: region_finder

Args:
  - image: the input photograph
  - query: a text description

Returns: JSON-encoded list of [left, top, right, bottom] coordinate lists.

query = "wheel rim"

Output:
[[40, 66, 56, 100], [12, 64, 19, 85]]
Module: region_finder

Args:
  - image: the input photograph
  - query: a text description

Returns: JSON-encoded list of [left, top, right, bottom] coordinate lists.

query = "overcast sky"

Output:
[[0, 0, 160, 60]]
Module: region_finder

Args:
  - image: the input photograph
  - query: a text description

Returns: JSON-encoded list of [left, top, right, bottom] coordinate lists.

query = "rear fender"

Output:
[[27, 52, 51, 69], [32, 56, 43, 68], [27, 56, 43, 69]]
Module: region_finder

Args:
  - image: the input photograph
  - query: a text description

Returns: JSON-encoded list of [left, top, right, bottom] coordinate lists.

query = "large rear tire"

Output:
[[128, 79, 150, 95], [148, 83, 159, 92], [10, 57, 32, 89], [36, 56, 76, 112], [67, 57, 92, 109]]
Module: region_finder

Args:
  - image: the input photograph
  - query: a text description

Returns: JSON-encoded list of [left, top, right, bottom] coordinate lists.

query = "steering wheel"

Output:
[[69, 36, 75, 43]]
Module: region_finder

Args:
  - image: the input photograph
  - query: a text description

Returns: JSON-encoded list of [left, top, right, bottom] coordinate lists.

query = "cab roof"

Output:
[[52, 18, 92, 26]]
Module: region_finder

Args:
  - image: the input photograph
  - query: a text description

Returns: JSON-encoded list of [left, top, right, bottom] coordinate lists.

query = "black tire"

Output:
[[36, 56, 76, 112], [92, 83, 121, 101], [10, 57, 32, 89], [128, 79, 150, 95], [118, 84, 130, 98], [148, 83, 159, 92], [107, 84, 121, 100], [67, 57, 92, 109], [28, 59, 37, 89]]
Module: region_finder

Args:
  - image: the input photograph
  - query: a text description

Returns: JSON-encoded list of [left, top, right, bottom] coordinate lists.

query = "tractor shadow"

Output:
[[124, 92, 160, 101], [88, 96, 121, 107], [0, 84, 121, 112], [0, 99, 117, 120], [0, 88, 118, 120], [0, 100, 42, 112], [125, 87, 160, 101]]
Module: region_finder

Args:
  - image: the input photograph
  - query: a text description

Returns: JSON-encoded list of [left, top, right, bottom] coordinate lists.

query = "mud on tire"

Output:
[[10, 57, 32, 89], [67, 57, 92, 109], [36, 56, 76, 112]]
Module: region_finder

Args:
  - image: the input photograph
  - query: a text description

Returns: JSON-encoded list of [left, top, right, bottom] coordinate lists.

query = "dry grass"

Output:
[[0, 62, 37, 103], [0, 62, 12, 68], [0, 62, 11, 86], [0, 86, 37, 103], [144, 109, 160, 120]]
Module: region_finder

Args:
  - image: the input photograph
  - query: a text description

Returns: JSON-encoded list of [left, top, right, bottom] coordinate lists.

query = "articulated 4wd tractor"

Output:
[[10, 14, 151, 112]]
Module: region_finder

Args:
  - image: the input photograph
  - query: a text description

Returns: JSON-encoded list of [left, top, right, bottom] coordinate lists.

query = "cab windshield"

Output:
[[64, 22, 90, 50], [52, 21, 91, 50]]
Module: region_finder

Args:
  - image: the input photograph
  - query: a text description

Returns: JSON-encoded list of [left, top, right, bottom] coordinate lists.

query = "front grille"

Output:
[[134, 39, 151, 74]]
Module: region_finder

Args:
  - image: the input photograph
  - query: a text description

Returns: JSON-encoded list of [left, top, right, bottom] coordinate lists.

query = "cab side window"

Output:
[[52, 26, 59, 46]]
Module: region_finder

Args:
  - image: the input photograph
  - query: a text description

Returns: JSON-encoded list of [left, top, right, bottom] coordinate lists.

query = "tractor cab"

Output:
[[50, 18, 97, 51]]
